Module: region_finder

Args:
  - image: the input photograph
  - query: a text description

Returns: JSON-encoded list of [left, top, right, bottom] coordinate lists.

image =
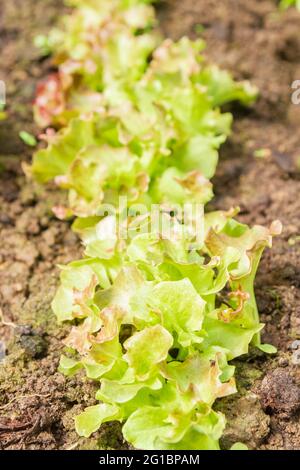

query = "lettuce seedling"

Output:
[[55, 210, 280, 449], [31, 37, 256, 218]]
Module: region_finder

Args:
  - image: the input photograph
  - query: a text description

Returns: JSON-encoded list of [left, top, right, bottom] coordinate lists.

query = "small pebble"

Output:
[[0, 341, 6, 361], [278, 357, 289, 368], [289, 340, 300, 351]]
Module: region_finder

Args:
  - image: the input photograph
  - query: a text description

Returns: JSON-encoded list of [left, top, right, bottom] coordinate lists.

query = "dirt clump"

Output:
[[260, 369, 300, 416]]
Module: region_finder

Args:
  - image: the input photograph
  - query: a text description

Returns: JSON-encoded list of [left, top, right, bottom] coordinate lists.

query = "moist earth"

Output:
[[0, 0, 300, 450]]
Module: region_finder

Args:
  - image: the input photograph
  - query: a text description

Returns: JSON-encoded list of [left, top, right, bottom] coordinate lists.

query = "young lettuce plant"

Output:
[[31, 37, 256, 218], [31, 0, 280, 450], [56, 211, 280, 449]]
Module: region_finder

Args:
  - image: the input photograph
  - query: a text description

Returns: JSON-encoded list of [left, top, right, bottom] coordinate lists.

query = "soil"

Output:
[[0, 0, 300, 450]]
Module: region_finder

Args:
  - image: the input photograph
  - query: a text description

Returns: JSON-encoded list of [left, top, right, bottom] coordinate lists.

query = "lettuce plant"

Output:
[[32, 36, 256, 217], [56, 211, 280, 449], [31, 0, 280, 450]]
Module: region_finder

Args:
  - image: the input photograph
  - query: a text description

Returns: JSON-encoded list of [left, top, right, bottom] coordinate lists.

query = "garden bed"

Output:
[[0, 0, 300, 450]]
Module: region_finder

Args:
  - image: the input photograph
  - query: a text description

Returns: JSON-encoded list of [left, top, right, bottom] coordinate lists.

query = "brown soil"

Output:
[[0, 0, 300, 450]]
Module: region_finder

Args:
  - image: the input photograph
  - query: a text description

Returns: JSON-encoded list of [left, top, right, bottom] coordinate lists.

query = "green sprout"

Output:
[[19, 131, 37, 147]]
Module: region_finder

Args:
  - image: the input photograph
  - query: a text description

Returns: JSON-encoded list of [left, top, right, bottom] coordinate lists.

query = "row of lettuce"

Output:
[[30, 0, 280, 450]]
